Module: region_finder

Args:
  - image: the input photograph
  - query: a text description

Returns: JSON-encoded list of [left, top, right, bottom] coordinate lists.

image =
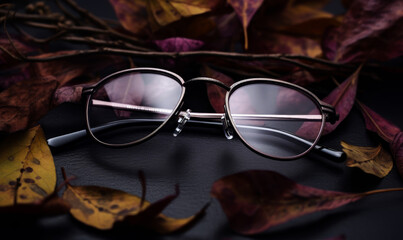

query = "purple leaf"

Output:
[[154, 37, 204, 52], [322, 0, 403, 63]]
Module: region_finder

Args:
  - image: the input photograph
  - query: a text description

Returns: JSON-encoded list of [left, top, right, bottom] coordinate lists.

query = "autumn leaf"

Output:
[[357, 102, 401, 143], [145, 0, 221, 32], [0, 126, 56, 207], [342, 141, 393, 178], [109, 0, 149, 36], [62, 175, 206, 233], [227, 0, 264, 49], [321, 66, 361, 134], [0, 52, 127, 133], [322, 0, 403, 63], [211, 170, 403, 235], [296, 66, 360, 139], [155, 37, 204, 52], [0, 77, 59, 133]]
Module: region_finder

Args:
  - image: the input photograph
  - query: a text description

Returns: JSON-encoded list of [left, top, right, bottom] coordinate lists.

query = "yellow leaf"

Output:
[[0, 126, 56, 207], [147, 0, 218, 29], [63, 185, 144, 230], [342, 141, 393, 178], [63, 184, 204, 233]]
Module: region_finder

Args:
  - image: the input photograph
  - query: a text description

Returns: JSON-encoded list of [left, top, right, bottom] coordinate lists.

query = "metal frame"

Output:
[[72, 67, 341, 160]]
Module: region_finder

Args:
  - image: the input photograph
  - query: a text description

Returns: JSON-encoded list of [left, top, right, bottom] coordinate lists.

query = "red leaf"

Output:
[[228, 0, 264, 49], [322, 0, 403, 63], [211, 170, 365, 235], [154, 37, 204, 52], [392, 132, 403, 179], [358, 102, 401, 143]]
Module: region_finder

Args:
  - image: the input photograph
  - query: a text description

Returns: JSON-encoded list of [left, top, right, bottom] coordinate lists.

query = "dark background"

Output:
[[2, 1, 403, 239]]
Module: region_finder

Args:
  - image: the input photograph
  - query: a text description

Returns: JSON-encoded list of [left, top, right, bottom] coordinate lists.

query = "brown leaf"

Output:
[[342, 141, 393, 178], [227, 0, 264, 49], [0, 52, 127, 133], [211, 170, 403, 235], [322, 0, 403, 63], [62, 181, 205, 233], [109, 0, 149, 35], [0, 77, 58, 133], [0, 126, 56, 207]]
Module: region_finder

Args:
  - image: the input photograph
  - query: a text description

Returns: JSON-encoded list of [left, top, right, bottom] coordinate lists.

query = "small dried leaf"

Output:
[[211, 170, 402, 235], [342, 141, 393, 178], [155, 37, 204, 52], [0, 126, 56, 207], [53, 85, 83, 106], [211, 170, 369, 234], [62, 183, 204, 233], [358, 102, 401, 143], [228, 0, 264, 49]]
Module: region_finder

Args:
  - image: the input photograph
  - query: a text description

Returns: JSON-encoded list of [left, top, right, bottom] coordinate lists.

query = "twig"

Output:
[[62, 0, 143, 45]]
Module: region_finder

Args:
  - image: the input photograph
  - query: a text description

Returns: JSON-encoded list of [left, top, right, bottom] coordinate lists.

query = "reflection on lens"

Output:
[[87, 71, 183, 145], [228, 82, 323, 159]]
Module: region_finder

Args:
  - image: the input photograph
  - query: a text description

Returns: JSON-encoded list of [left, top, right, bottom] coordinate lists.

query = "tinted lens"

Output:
[[87, 71, 183, 145], [228, 82, 323, 159]]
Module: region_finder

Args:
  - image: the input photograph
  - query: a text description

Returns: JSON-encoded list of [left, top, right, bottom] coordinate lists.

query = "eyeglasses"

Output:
[[47, 67, 345, 161]]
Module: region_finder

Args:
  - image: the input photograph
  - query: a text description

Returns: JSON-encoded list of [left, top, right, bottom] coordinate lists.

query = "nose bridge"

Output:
[[222, 105, 234, 140]]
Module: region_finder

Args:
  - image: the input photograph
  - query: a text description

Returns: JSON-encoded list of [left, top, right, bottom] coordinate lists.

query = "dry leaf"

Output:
[[227, 0, 264, 49], [211, 170, 403, 235], [146, 0, 221, 31], [62, 180, 205, 233], [322, 0, 403, 63], [0, 126, 56, 206], [109, 0, 149, 35], [63, 185, 144, 230], [358, 102, 401, 143], [296, 66, 360, 139], [342, 141, 393, 178]]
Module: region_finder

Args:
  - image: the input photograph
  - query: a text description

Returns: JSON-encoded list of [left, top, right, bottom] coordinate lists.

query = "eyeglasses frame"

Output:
[[82, 67, 338, 160]]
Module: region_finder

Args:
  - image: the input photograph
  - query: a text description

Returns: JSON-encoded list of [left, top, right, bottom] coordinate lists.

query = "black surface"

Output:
[[2, 1, 403, 240]]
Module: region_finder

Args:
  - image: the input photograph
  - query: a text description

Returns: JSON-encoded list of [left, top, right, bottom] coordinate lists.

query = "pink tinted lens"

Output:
[[88, 71, 182, 145], [228, 82, 323, 159]]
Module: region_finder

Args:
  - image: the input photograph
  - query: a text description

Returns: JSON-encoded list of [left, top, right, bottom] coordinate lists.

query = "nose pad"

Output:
[[173, 109, 191, 137], [221, 113, 234, 140]]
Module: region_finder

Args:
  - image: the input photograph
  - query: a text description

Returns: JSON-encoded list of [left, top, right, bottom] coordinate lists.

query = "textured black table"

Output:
[[2, 1, 403, 239]]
